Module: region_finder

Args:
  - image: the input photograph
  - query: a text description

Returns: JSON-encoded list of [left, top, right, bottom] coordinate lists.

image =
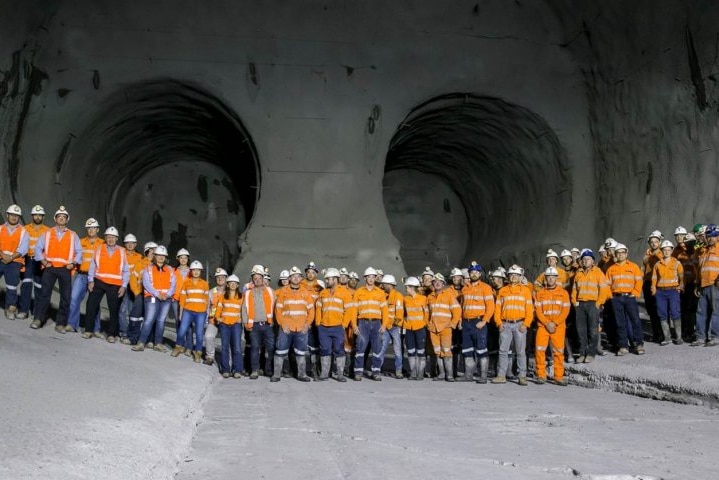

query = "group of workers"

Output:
[[1, 203, 717, 386]]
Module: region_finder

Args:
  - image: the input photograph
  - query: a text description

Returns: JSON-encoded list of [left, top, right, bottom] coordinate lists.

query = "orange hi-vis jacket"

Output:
[[92, 244, 128, 287], [243, 286, 276, 325], [571, 267, 610, 307], [208, 286, 225, 323], [129, 257, 151, 296], [403, 293, 428, 330], [301, 278, 319, 292], [493, 284, 534, 327], [351, 286, 389, 329], [79, 237, 104, 272], [179, 277, 210, 313], [673, 244, 697, 285], [652, 257, 684, 290], [460, 281, 495, 321], [534, 286, 570, 328], [427, 288, 461, 333], [642, 248, 662, 282], [173, 267, 190, 301], [0, 223, 28, 265], [275, 286, 315, 332], [216, 294, 242, 325], [605, 261, 643, 296], [386, 289, 405, 328], [24, 223, 48, 258], [316, 286, 353, 328], [126, 251, 143, 271], [698, 242, 719, 288], [42, 228, 79, 268], [562, 265, 577, 291], [534, 268, 569, 292]]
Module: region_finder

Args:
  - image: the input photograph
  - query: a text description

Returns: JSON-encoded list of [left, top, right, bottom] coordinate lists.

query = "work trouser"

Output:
[[575, 301, 599, 356], [319, 324, 345, 357], [171, 299, 192, 352], [275, 329, 308, 357], [354, 319, 382, 375], [249, 322, 275, 373], [695, 285, 719, 342], [204, 323, 218, 359], [35, 266, 72, 326], [378, 326, 403, 371], [461, 318, 489, 359], [611, 294, 643, 349], [0, 261, 21, 309], [655, 288, 680, 322], [118, 289, 136, 338], [535, 325, 565, 380], [404, 328, 426, 356], [497, 321, 527, 377], [429, 328, 452, 358], [643, 279, 662, 341], [19, 257, 42, 315], [85, 279, 122, 337], [680, 282, 697, 340], [127, 292, 144, 344]]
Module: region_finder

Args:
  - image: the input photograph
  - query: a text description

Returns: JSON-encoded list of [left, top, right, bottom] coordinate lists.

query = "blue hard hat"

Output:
[[706, 224, 719, 237], [580, 249, 595, 260], [468, 261, 482, 273]]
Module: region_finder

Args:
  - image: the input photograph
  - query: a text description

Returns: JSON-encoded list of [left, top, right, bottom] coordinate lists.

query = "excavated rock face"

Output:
[[2, 0, 712, 278]]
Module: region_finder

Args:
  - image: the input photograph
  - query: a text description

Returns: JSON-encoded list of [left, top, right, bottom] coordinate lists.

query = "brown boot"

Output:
[[170, 346, 184, 357], [193, 351, 202, 363]]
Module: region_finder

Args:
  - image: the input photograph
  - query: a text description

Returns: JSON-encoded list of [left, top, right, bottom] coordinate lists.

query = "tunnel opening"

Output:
[[65, 79, 259, 271], [384, 93, 571, 274]]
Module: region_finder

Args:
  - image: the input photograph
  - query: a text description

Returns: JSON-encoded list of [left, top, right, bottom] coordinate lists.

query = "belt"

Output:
[[358, 318, 379, 321], [255, 321, 268, 326], [77, 271, 88, 275], [503, 319, 524, 323], [657, 287, 678, 290], [463, 318, 482, 321], [613, 293, 633, 297]]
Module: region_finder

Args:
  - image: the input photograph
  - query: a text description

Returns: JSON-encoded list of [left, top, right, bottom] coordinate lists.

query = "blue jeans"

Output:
[[0, 262, 21, 309], [404, 328, 426, 356], [318, 325, 345, 357], [461, 319, 489, 358], [354, 319, 382, 375], [249, 322, 275, 373], [695, 286, 719, 341], [19, 257, 42, 315], [275, 329, 308, 357], [655, 288, 680, 322], [68, 273, 100, 331], [118, 291, 134, 337], [219, 323, 243, 374], [139, 297, 172, 345], [177, 310, 207, 351], [171, 300, 192, 350], [497, 322, 527, 377], [379, 326, 403, 371], [611, 295, 643, 348], [127, 293, 145, 344]]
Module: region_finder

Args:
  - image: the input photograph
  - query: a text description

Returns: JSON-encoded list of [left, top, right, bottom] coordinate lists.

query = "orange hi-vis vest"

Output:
[[571, 267, 610, 306], [316, 286, 353, 328], [427, 288, 461, 333], [534, 286, 570, 328], [173, 267, 190, 301], [24, 223, 48, 257], [93, 245, 127, 286], [652, 257, 684, 289], [460, 281, 495, 321], [699, 242, 719, 288], [494, 284, 534, 327], [144, 264, 173, 298], [43, 229, 78, 268], [243, 286, 275, 325], [129, 257, 151, 296], [80, 237, 104, 272], [403, 293, 428, 330], [216, 294, 242, 325], [275, 286, 315, 332], [386, 289, 405, 328], [180, 277, 210, 313], [605, 261, 643, 296], [351, 286, 389, 329], [209, 286, 225, 322], [0, 224, 28, 265]]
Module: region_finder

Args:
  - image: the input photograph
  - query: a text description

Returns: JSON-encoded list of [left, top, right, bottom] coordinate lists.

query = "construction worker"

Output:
[[448, 267, 464, 378], [534, 249, 569, 292], [118, 234, 142, 341], [31, 207, 82, 332], [651, 240, 684, 346], [378, 274, 404, 378], [301, 261, 319, 291], [67, 218, 104, 333], [571, 249, 610, 362], [673, 226, 698, 342], [302, 262, 322, 379], [172, 248, 191, 355], [643, 230, 664, 342], [132, 245, 175, 352], [420, 266, 434, 296], [173, 261, 210, 362], [278, 269, 290, 288], [82, 227, 129, 343], [597, 245, 610, 272], [459, 262, 495, 383], [338, 267, 350, 287], [216, 274, 243, 378], [0, 204, 29, 320], [692, 223, 719, 346], [124, 241, 155, 345], [18, 205, 48, 320], [560, 249, 577, 286], [203, 267, 227, 365], [350, 267, 389, 381], [604, 244, 644, 355], [534, 267, 570, 385], [570, 247, 581, 264], [347, 271, 359, 291], [271, 266, 315, 382], [241, 264, 276, 379], [402, 277, 428, 380], [427, 273, 461, 382], [315, 267, 353, 381]]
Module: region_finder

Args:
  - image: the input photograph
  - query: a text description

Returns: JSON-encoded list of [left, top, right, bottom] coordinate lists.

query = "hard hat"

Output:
[[339, 267, 349, 276], [461, 268, 469, 279], [560, 249, 572, 258], [227, 274, 240, 284], [279, 269, 290, 280], [544, 267, 559, 277], [660, 240, 674, 249], [468, 261, 482, 273], [404, 276, 420, 287], [324, 267, 340, 279], [264, 271, 271, 280], [316, 279, 325, 289], [546, 249, 559, 259], [376, 269, 384, 276], [305, 261, 318, 272], [349, 271, 359, 280], [614, 243, 628, 252], [215, 268, 228, 277], [580, 249, 595, 260], [570, 247, 580, 254], [250, 264, 265, 276], [507, 264, 523, 276], [85, 218, 100, 228], [604, 237, 616, 248], [143, 241, 157, 253], [490, 269, 507, 279], [707, 224, 719, 238], [693, 223, 705, 234], [381, 274, 397, 285], [364, 267, 378, 277], [598, 245, 606, 253], [421, 266, 435, 277], [103, 226, 119, 237], [288, 266, 303, 276], [433, 273, 446, 283], [685, 233, 697, 242], [54, 206, 69, 220], [698, 225, 708, 235], [647, 230, 663, 241], [176, 248, 190, 258], [30, 205, 45, 215], [674, 226, 688, 235], [154, 245, 168, 256], [123, 233, 137, 243], [190, 260, 203, 270], [450, 267, 463, 277], [6, 204, 21, 215]]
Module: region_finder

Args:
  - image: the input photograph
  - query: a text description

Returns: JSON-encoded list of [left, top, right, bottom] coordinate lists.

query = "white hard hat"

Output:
[[685, 233, 697, 242], [404, 276, 420, 287], [289, 266, 303, 276], [6, 204, 21, 215], [660, 240, 674, 249], [227, 274, 240, 284], [570, 247, 580, 254], [421, 266, 435, 277], [154, 245, 168, 256], [103, 226, 119, 237], [490, 269, 507, 279], [250, 264, 265, 276], [123, 234, 137, 243], [546, 249, 559, 259], [560, 249, 572, 258], [598, 245, 607, 253], [54, 206, 69, 220], [176, 248, 190, 258], [381, 274, 397, 285], [143, 241, 158, 253], [648, 230, 663, 241], [433, 273, 446, 283], [190, 260, 203, 270], [450, 268, 463, 277], [279, 269, 290, 280], [324, 267, 340, 279], [339, 267, 349, 276], [544, 266, 559, 276], [215, 268, 228, 277], [30, 205, 45, 215], [507, 264, 524, 276], [674, 226, 688, 235], [614, 243, 628, 252], [349, 271, 359, 280], [376, 269, 384, 276], [364, 267, 378, 277], [461, 268, 469, 279], [316, 279, 326, 289], [85, 218, 100, 228]]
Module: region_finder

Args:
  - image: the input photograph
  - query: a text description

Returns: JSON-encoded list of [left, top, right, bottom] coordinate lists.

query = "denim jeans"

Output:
[[19, 257, 42, 315], [178, 310, 207, 351], [118, 291, 135, 337], [354, 319, 382, 375], [695, 286, 719, 341], [139, 297, 172, 345], [219, 323, 243, 374], [497, 322, 526, 377], [275, 329, 308, 357], [318, 325, 345, 357], [461, 319, 489, 358], [127, 293, 145, 344], [611, 295, 643, 348], [68, 273, 100, 331], [378, 326, 403, 371], [249, 322, 275, 373], [0, 261, 21, 309]]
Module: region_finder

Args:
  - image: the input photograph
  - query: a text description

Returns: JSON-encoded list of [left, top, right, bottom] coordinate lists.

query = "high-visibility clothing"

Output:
[[493, 284, 534, 327], [642, 249, 662, 281], [129, 257, 151, 296], [427, 288, 461, 333], [90, 244, 128, 287], [535, 326, 565, 381], [208, 286, 225, 323], [301, 278, 319, 292], [430, 329, 453, 358], [651, 257, 684, 290], [142, 264, 176, 298], [386, 289, 405, 328], [460, 281, 495, 321], [605, 261, 643, 296], [173, 266, 190, 301], [0, 223, 29, 265], [562, 265, 577, 291], [698, 243, 719, 288], [534, 286, 570, 328], [673, 244, 697, 285], [316, 286, 353, 328], [243, 285, 275, 324], [216, 294, 242, 325], [126, 251, 143, 269], [403, 293, 428, 330], [79, 237, 104, 272], [534, 268, 569, 291], [38, 227, 81, 267], [571, 267, 610, 306], [351, 286, 389, 329], [179, 277, 210, 313], [275, 286, 315, 332], [24, 223, 49, 257]]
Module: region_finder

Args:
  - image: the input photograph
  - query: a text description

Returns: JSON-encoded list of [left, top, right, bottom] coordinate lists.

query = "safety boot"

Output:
[[459, 357, 476, 382], [184, 348, 192, 357], [249, 371, 259, 379], [660, 322, 671, 346], [309, 354, 319, 380], [417, 357, 426, 381], [146, 342, 155, 349], [407, 357, 417, 380], [170, 346, 184, 357], [491, 375, 507, 384], [335, 357, 347, 382], [107, 336, 116, 344], [318, 356, 331, 381], [54, 325, 66, 334], [153, 344, 167, 353], [132, 343, 145, 352], [671, 319, 684, 344], [296, 356, 312, 382], [5, 305, 17, 320], [204, 356, 215, 366], [433, 357, 446, 381], [29, 319, 41, 329], [477, 357, 489, 384], [15, 312, 28, 320], [443, 357, 455, 382], [518, 377, 528, 386], [193, 351, 202, 363], [270, 356, 284, 382]]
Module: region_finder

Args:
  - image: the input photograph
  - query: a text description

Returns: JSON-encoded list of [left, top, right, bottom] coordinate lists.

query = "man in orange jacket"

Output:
[[605, 243, 645, 355], [534, 267, 570, 385], [0, 204, 29, 320], [692, 223, 719, 346], [643, 230, 664, 342], [572, 249, 610, 362], [68, 217, 104, 333], [18, 205, 47, 320], [459, 262, 495, 383], [427, 273, 461, 382], [378, 274, 405, 378], [118, 233, 142, 342], [242, 264, 277, 378], [350, 267, 389, 381], [316, 268, 353, 381]]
